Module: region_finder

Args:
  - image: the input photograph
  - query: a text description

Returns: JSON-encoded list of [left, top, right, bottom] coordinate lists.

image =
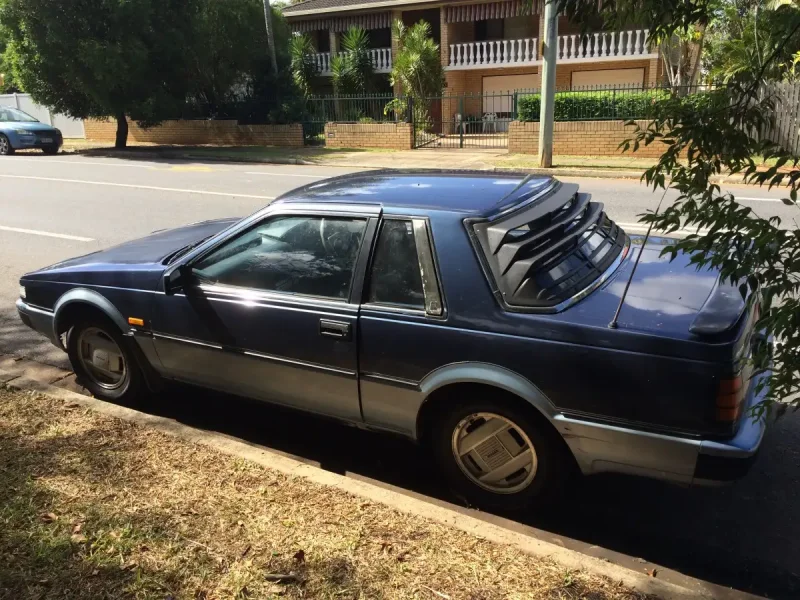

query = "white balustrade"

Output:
[[449, 37, 538, 69], [313, 47, 392, 75], [557, 29, 653, 61]]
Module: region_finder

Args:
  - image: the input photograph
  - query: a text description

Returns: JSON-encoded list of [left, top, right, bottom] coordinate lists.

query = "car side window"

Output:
[[368, 219, 426, 310], [192, 215, 367, 301]]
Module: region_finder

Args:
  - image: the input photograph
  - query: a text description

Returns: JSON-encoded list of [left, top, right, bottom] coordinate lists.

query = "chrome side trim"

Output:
[[360, 303, 427, 317], [152, 332, 223, 350], [243, 350, 356, 377], [198, 283, 357, 312], [361, 372, 419, 388], [412, 219, 444, 317]]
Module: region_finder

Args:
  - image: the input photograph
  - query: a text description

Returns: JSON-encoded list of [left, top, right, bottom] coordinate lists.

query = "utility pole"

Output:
[[262, 0, 278, 75], [538, 0, 558, 168]]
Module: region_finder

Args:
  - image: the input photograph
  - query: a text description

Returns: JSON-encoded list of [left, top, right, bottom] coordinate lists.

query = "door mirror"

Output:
[[163, 266, 187, 296]]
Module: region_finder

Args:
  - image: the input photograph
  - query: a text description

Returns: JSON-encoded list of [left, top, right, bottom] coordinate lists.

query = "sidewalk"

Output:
[[66, 140, 666, 180]]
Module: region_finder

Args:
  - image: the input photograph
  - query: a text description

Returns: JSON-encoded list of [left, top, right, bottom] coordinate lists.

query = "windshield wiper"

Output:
[[164, 235, 213, 265]]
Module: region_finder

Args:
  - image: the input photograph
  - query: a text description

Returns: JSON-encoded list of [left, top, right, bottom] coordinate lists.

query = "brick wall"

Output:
[[324, 122, 413, 149], [84, 119, 304, 146], [508, 119, 666, 157]]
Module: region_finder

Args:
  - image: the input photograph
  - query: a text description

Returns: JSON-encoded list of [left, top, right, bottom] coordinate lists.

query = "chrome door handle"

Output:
[[319, 319, 351, 340]]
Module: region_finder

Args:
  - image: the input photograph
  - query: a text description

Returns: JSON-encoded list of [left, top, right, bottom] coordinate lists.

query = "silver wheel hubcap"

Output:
[[451, 412, 538, 494], [0, 138, 8, 153], [77, 327, 126, 389]]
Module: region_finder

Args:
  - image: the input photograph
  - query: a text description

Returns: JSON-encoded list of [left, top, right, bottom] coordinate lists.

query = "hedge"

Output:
[[517, 89, 670, 122]]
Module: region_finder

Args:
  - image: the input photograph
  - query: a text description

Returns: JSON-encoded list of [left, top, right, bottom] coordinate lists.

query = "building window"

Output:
[[316, 30, 330, 53]]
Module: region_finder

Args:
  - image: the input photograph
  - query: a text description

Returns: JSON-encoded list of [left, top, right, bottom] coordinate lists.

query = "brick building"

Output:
[[282, 0, 662, 98]]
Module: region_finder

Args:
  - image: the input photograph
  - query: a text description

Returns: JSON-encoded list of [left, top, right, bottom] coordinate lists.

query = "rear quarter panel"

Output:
[[359, 212, 720, 437]]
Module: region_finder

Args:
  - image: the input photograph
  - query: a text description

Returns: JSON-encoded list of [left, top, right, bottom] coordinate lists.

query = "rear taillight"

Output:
[[716, 375, 746, 422]]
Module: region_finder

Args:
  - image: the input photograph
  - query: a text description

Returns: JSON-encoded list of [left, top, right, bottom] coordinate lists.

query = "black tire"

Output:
[[66, 315, 143, 403], [431, 395, 574, 512], [0, 134, 15, 155], [42, 145, 59, 155]]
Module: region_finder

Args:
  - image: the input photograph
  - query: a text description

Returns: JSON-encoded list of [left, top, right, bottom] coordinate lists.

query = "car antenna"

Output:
[[497, 173, 534, 206], [608, 186, 670, 330]]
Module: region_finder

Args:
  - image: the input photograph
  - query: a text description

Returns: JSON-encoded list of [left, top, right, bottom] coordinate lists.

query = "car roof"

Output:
[[273, 170, 555, 218]]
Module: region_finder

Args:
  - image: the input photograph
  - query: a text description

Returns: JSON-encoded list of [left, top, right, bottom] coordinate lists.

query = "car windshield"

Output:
[[0, 107, 38, 123]]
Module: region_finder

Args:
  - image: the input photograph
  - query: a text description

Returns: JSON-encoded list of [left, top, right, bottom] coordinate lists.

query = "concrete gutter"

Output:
[[0, 355, 765, 600]]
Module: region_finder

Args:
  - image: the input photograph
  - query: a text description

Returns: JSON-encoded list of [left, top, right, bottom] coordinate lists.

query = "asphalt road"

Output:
[[1, 153, 798, 598]]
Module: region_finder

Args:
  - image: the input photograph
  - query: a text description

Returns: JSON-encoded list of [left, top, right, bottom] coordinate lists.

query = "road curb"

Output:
[[70, 148, 750, 183], [2, 375, 732, 600]]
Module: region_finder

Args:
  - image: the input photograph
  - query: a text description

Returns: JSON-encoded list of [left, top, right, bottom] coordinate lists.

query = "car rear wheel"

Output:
[[431, 397, 573, 512], [42, 145, 59, 155], [0, 134, 15, 155], [67, 316, 143, 403]]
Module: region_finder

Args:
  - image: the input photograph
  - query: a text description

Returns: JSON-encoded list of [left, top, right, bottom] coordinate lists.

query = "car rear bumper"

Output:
[[556, 370, 768, 486], [16, 298, 59, 346]]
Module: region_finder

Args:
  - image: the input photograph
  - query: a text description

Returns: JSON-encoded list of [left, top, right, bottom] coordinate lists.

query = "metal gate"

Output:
[[412, 92, 516, 149]]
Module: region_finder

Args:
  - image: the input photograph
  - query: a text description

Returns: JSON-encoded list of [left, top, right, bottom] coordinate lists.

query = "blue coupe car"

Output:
[[0, 106, 63, 155], [16, 171, 767, 510]]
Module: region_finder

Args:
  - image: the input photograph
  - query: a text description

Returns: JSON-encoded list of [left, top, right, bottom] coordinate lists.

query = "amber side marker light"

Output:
[[717, 375, 745, 422], [128, 317, 145, 327]]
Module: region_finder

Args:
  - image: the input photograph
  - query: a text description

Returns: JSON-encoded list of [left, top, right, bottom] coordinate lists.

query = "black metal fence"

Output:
[[299, 84, 717, 149]]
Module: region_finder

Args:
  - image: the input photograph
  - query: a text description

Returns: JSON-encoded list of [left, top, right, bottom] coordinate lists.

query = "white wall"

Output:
[[0, 93, 85, 138]]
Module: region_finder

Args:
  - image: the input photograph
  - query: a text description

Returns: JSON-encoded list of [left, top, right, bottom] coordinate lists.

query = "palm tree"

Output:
[[331, 26, 374, 97], [290, 33, 319, 98], [390, 20, 445, 101], [389, 20, 445, 130]]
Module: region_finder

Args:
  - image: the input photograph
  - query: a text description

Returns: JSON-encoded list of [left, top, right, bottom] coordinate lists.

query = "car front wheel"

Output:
[[67, 316, 143, 403], [0, 134, 15, 155], [432, 397, 573, 512], [42, 145, 59, 155]]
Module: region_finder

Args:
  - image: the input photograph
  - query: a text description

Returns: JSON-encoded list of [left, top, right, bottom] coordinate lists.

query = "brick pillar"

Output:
[[391, 9, 403, 96], [440, 7, 449, 68], [648, 57, 660, 87]]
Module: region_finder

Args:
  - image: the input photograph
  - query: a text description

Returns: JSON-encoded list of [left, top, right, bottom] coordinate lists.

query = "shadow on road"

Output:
[[128, 382, 799, 600]]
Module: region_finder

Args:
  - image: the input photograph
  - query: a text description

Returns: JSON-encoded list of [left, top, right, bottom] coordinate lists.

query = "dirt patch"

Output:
[[0, 388, 649, 599]]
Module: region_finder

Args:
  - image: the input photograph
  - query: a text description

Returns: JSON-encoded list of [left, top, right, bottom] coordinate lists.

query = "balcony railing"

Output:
[[558, 29, 653, 61], [313, 48, 393, 76], [448, 38, 538, 70]]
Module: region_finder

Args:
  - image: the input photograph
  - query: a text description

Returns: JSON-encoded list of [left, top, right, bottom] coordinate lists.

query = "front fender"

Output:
[[52, 288, 128, 349]]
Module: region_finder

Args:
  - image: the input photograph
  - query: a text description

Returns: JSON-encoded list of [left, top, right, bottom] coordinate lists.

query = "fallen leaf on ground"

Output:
[[40, 512, 57, 523], [72, 523, 82, 534], [293, 549, 305, 563], [71, 534, 87, 544], [646, 568, 658, 578]]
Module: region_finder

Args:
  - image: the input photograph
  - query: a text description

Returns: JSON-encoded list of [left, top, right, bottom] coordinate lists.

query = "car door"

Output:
[[357, 216, 446, 436], [150, 203, 379, 423]]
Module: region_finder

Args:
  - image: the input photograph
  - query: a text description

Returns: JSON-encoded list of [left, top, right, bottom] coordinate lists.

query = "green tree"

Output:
[[557, 0, 800, 415], [703, 0, 800, 83], [331, 26, 374, 96], [1, 0, 198, 148], [290, 33, 319, 98]]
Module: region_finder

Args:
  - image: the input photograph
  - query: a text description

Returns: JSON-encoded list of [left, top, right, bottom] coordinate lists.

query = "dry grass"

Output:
[[0, 388, 649, 600]]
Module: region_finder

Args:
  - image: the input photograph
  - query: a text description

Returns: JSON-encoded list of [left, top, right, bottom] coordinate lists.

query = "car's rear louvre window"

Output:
[[471, 182, 628, 310]]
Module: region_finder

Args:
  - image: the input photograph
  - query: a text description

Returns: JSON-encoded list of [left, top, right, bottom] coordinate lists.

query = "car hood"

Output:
[[27, 218, 239, 283], [2, 122, 59, 132]]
